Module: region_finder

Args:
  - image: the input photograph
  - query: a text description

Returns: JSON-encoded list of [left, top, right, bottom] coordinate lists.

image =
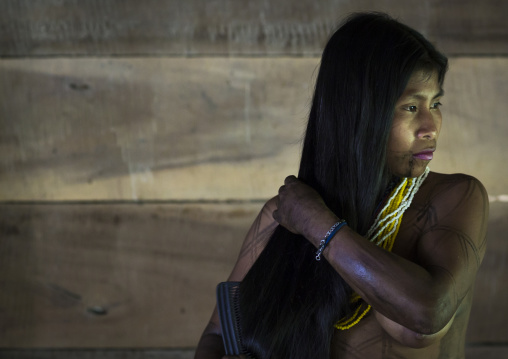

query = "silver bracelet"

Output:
[[315, 219, 347, 261]]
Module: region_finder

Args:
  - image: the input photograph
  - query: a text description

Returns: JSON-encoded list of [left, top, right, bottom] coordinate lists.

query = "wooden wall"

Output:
[[1, 1, 507, 358]]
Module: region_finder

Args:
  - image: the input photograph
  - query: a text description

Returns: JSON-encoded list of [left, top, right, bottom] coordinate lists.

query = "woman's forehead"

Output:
[[400, 70, 443, 100]]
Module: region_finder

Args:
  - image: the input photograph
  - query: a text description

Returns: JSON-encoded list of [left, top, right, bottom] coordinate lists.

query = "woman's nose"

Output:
[[416, 111, 439, 139]]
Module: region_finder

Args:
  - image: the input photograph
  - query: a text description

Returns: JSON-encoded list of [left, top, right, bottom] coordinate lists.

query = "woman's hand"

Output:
[[272, 176, 338, 246]]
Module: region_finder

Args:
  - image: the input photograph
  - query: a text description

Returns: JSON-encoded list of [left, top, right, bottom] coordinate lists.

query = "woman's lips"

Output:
[[413, 150, 434, 161]]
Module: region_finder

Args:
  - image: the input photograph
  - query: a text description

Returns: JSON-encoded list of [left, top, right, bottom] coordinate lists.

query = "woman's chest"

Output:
[[388, 201, 430, 261]]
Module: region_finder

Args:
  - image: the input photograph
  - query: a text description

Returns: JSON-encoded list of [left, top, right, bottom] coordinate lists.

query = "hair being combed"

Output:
[[238, 12, 448, 359]]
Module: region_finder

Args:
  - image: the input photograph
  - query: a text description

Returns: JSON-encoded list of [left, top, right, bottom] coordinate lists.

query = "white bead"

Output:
[[367, 167, 429, 244]]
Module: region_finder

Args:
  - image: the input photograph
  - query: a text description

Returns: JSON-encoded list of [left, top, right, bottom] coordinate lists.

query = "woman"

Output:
[[195, 12, 488, 359]]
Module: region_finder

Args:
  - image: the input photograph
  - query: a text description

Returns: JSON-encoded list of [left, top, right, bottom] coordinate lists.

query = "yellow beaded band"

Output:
[[334, 167, 430, 330], [335, 294, 371, 330]]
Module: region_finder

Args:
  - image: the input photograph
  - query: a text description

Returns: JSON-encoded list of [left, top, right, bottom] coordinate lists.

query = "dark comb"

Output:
[[216, 281, 257, 358]]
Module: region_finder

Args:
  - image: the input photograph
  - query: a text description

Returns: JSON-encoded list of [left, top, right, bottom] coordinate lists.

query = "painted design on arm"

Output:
[[415, 175, 489, 319], [229, 200, 279, 281], [237, 213, 277, 263]]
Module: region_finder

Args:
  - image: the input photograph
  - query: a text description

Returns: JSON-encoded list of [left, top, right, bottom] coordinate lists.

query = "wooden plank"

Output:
[[466, 201, 508, 343], [3, 346, 508, 359], [0, 0, 507, 57], [0, 202, 261, 347], [430, 58, 508, 197], [0, 57, 309, 201], [0, 349, 195, 359], [0, 57, 507, 201], [466, 346, 508, 359], [0, 202, 506, 348], [2, 346, 508, 359]]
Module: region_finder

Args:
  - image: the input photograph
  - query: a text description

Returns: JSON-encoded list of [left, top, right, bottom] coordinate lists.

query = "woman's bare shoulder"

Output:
[[422, 171, 488, 209], [426, 171, 486, 190]]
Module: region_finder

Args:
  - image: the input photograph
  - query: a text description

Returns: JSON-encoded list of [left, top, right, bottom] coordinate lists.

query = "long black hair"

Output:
[[238, 12, 448, 359]]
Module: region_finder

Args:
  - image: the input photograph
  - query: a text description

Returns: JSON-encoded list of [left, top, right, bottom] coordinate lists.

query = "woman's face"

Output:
[[387, 70, 444, 178]]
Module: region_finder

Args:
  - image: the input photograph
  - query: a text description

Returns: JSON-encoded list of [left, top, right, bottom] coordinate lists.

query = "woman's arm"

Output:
[[194, 199, 279, 359], [194, 311, 224, 359], [273, 174, 488, 335], [374, 309, 454, 348]]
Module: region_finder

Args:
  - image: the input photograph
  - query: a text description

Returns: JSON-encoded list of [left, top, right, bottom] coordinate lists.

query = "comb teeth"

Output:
[[217, 282, 257, 359], [217, 282, 243, 356]]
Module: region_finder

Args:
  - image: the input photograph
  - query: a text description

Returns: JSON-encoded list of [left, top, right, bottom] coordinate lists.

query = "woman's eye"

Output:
[[405, 105, 417, 112], [431, 102, 443, 109]]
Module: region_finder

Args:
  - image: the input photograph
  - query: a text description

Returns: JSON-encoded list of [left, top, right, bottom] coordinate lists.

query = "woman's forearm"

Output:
[[320, 226, 453, 334], [194, 331, 225, 359]]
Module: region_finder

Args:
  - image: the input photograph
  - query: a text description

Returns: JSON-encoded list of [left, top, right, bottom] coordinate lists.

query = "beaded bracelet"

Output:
[[315, 219, 347, 261]]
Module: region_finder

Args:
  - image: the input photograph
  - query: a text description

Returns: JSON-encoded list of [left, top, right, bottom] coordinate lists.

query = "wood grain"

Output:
[[465, 346, 508, 359], [0, 57, 310, 201], [0, 202, 506, 347], [0, 349, 197, 359], [0, 0, 506, 353], [1, 57, 507, 201], [0, 202, 261, 347], [466, 201, 508, 343], [1, 346, 508, 359], [1, 0, 507, 57]]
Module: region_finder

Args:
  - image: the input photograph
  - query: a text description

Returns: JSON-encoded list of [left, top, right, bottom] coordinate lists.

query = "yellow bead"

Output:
[[334, 171, 428, 330]]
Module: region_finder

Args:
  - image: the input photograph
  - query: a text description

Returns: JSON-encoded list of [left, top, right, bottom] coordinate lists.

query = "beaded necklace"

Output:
[[334, 167, 430, 330]]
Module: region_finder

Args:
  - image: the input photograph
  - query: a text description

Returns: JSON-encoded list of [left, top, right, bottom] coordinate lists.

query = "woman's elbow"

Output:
[[397, 324, 451, 349], [374, 310, 455, 349], [415, 298, 456, 335]]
